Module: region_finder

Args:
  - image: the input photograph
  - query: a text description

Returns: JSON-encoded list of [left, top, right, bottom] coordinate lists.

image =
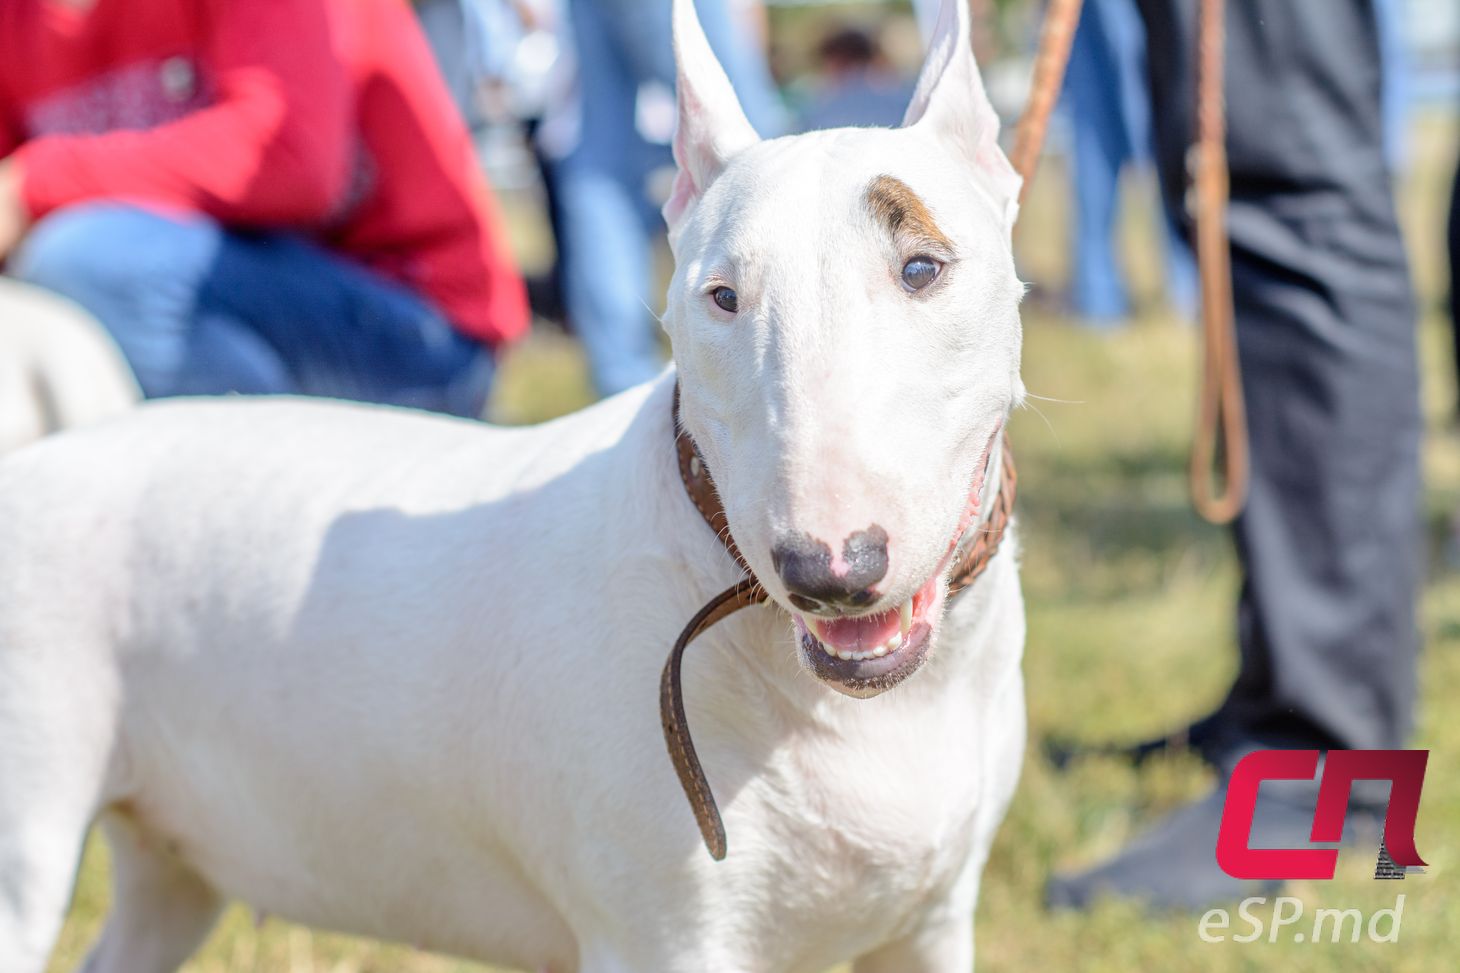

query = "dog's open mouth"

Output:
[[788, 425, 1002, 699], [794, 573, 947, 698]]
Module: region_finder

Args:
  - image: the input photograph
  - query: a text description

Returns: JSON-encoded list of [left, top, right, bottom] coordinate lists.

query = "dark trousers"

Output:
[[1135, 0, 1422, 751]]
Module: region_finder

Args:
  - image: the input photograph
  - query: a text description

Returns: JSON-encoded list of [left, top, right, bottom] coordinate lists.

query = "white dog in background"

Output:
[[0, 1, 1027, 970], [0, 280, 138, 455]]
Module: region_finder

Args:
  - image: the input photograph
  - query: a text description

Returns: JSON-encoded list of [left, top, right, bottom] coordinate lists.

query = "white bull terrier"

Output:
[[0, 1, 1027, 970]]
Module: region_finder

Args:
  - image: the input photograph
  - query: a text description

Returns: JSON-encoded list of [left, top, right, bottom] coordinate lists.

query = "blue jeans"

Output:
[[556, 0, 784, 395], [11, 204, 494, 417], [1063, 0, 1196, 324]]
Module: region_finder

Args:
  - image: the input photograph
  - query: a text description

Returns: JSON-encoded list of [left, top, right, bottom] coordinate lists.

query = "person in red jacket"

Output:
[[0, 0, 529, 417]]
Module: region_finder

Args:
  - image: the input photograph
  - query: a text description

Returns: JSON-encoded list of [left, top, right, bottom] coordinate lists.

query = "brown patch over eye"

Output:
[[865, 175, 955, 257]]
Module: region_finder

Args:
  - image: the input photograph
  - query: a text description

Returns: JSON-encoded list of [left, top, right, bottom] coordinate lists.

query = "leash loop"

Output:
[[1010, 0, 1248, 524], [1189, 0, 1249, 524]]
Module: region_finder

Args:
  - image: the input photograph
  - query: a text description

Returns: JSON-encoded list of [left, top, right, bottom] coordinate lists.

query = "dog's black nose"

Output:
[[770, 525, 889, 612]]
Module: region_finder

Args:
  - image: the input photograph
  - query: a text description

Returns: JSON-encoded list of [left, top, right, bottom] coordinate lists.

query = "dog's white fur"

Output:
[[0, 2, 1027, 970], [0, 279, 139, 456]]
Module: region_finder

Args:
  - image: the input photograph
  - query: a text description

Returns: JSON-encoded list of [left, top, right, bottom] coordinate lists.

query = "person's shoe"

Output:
[[1045, 776, 1382, 912]]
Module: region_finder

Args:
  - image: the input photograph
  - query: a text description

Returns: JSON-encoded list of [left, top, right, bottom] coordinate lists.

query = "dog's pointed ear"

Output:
[[663, 0, 760, 241], [902, 0, 1021, 228]]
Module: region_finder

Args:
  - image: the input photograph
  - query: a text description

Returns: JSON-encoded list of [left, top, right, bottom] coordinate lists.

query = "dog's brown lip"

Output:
[[800, 621, 934, 699]]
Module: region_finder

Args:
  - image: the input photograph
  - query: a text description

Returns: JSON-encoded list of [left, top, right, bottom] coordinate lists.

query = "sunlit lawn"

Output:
[[47, 117, 1460, 971]]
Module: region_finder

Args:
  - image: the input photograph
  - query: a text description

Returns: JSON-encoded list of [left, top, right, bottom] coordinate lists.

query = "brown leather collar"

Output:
[[662, 383, 1018, 859]]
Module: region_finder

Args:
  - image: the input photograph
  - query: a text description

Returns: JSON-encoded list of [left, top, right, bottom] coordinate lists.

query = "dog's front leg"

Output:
[[851, 915, 975, 973]]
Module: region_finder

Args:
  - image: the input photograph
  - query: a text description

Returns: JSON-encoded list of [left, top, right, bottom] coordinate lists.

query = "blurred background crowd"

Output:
[[4, 0, 1459, 418], [5, 1, 1460, 970]]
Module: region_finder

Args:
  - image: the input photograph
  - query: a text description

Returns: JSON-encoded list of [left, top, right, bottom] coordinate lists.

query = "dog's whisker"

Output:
[[639, 296, 668, 326], [1021, 389, 1083, 405], [1018, 398, 1061, 444]]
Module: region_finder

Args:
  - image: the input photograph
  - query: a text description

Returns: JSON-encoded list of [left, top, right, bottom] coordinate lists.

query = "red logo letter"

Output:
[[1312, 750, 1428, 870], [1217, 750, 1335, 880]]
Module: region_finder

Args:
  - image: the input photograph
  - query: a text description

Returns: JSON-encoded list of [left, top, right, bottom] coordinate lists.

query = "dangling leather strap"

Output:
[[659, 577, 765, 861], [664, 384, 1017, 859], [1189, 0, 1249, 524], [1010, 0, 1086, 209]]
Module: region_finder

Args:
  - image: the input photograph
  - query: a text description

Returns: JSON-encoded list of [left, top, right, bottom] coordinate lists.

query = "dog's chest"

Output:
[[722, 687, 987, 961]]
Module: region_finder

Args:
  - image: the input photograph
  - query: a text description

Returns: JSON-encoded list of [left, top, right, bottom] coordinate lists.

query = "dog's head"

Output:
[[664, 0, 1023, 698]]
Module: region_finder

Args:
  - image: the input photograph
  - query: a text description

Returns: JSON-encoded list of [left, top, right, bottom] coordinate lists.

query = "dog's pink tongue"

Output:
[[812, 607, 901, 653]]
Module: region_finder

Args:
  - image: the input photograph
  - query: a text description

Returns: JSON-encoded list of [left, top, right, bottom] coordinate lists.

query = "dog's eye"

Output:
[[901, 256, 941, 292], [711, 286, 739, 314]]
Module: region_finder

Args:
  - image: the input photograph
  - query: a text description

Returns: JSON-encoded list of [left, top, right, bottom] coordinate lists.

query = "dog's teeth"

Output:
[[899, 601, 913, 637], [821, 637, 904, 663]]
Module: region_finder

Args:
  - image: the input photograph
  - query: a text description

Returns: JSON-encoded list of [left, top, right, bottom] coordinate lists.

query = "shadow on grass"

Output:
[[1017, 438, 1234, 601]]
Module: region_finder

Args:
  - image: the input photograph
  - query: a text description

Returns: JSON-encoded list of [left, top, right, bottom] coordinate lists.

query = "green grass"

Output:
[[47, 119, 1460, 970]]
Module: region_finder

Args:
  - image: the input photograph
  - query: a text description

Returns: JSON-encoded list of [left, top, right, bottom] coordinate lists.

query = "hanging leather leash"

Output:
[[1013, 0, 1247, 524], [1189, 0, 1248, 524], [1010, 0, 1085, 209]]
